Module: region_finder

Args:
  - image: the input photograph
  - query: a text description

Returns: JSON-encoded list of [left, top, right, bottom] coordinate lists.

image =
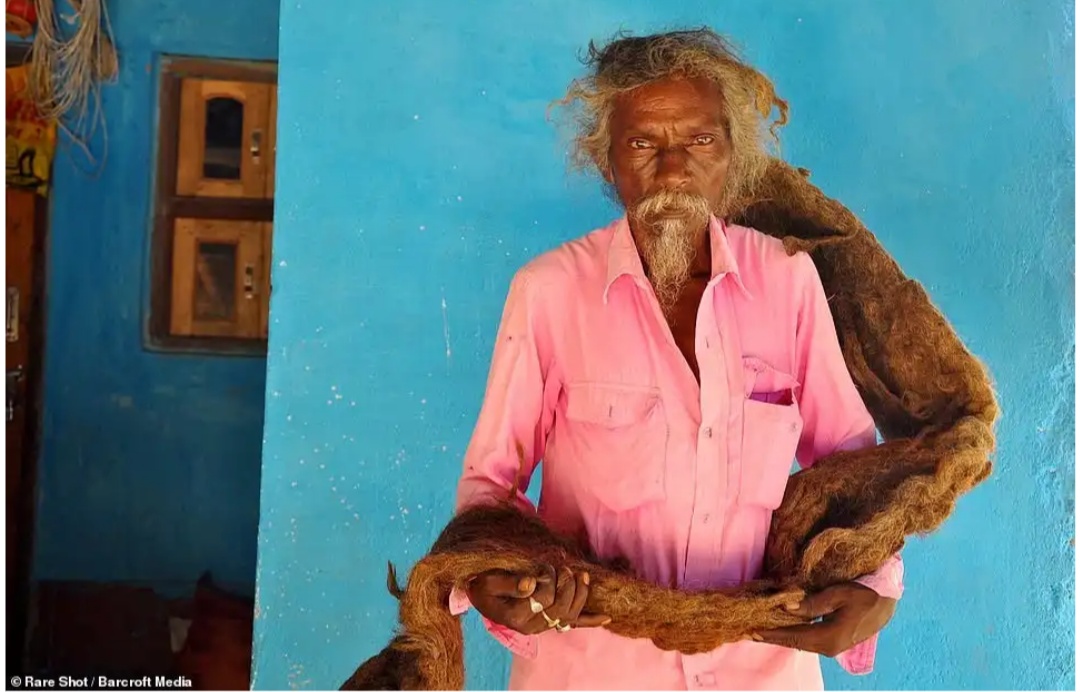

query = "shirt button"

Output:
[[696, 673, 716, 686], [702, 427, 713, 438]]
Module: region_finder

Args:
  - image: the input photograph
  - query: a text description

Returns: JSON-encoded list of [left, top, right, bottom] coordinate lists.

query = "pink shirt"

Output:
[[452, 216, 904, 690]]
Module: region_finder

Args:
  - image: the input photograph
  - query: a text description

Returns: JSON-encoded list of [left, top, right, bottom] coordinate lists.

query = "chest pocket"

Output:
[[561, 382, 667, 512], [738, 357, 804, 509]]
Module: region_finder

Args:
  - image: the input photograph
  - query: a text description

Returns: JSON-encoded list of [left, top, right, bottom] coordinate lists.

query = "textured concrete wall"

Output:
[[33, 0, 279, 595], [257, 1, 1074, 688]]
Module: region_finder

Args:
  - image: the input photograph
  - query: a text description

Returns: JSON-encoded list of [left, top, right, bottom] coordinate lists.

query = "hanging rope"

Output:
[[27, 0, 118, 175]]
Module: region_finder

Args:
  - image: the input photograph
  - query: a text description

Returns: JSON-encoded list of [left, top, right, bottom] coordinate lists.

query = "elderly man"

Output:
[[450, 28, 903, 690]]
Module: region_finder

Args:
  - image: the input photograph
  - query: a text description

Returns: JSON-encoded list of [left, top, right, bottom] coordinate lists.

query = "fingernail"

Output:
[[602, 617, 612, 626], [785, 601, 801, 611], [751, 634, 763, 642], [519, 577, 535, 592], [583, 572, 590, 585]]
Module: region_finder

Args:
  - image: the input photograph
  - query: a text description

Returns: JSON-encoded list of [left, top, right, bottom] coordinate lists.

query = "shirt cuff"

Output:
[[854, 553, 905, 601], [447, 586, 539, 659], [835, 633, 880, 675], [835, 554, 904, 675], [456, 484, 537, 518]]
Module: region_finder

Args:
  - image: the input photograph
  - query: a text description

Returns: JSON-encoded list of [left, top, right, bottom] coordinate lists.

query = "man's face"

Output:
[[605, 75, 732, 311], [606, 75, 731, 212]]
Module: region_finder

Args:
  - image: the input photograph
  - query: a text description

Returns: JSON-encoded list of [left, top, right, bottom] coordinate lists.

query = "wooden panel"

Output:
[[148, 59, 278, 352], [164, 56, 278, 84], [168, 196, 274, 222], [6, 186, 43, 673], [244, 81, 272, 197], [7, 189, 35, 568], [175, 79, 272, 199], [265, 87, 277, 198], [169, 219, 264, 339], [259, 222, 273, 339]]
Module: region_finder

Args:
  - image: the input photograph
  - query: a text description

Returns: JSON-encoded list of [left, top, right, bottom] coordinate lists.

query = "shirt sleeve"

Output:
[[450, 268, 555, 658], [789, 252, 905, 675], [455, 268, 555, 513]]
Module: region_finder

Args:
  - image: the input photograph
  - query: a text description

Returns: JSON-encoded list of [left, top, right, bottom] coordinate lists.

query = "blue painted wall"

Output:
[[256, 1, 1074, 689], [32, 0, 279, 595]]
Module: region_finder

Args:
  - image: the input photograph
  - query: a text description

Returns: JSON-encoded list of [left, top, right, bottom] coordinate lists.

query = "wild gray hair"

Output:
[[551, 28, 789, 210]]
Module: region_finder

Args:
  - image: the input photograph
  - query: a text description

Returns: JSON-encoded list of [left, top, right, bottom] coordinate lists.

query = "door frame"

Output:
[[7, 41, 50, 675]]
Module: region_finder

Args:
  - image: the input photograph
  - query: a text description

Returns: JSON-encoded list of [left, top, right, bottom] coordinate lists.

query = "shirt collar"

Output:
[[602, 215, 752, 304]]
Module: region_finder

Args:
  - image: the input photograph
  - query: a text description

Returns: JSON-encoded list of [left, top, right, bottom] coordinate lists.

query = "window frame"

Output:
[[145, 55, 278, 356]]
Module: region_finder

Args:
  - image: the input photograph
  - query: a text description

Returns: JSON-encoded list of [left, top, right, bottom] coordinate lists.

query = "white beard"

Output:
[[629, 190, 712, 315]]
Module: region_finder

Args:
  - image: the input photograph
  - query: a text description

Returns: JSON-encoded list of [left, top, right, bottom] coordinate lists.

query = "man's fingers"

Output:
[[783, 586, 845, 619], [531, 565, 557, 608], [754, 623, 820, 651], [574, 613, 612, 628], [567, 572, 612, 630], [472, 565, 555, 601], [551, 567, 576, 614], [466, 575, 540, 632], [475, 571, 538, 599], [471, 566, 618, 635], [754, 620, 845, 657], [565, 571, 590, 621], [519, 567, 569, 634]]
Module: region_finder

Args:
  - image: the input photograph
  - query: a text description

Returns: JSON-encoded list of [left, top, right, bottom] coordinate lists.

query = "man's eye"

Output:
[[693, 135, 715, 145], [629, 138, 651, 150]]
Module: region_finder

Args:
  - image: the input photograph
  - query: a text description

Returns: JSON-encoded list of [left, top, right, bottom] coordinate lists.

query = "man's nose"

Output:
[[655, 146, 691, 189]]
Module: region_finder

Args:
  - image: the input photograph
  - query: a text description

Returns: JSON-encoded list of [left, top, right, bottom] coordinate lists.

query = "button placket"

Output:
[[684, 284, 730, 587]]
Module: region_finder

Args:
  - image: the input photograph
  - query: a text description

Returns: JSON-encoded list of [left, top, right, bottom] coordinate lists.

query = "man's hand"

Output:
[[753, 583, 896, 657], [466, 565, 612, 635]]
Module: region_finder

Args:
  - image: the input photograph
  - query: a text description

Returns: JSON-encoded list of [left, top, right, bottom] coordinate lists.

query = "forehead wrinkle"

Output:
[[612, 81, 727, 133]]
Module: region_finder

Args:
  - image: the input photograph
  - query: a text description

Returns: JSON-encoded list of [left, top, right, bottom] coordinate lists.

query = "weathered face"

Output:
[[606, 75, 732, 217], [605, 75, 732, 313]]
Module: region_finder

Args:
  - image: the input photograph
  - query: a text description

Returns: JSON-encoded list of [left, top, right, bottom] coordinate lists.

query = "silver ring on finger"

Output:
[[555, 622, 572, 633]]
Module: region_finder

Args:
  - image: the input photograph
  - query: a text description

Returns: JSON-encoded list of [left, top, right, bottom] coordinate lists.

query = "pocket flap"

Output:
[[741, 356, 801, 399], [565, 383, 660, 427]]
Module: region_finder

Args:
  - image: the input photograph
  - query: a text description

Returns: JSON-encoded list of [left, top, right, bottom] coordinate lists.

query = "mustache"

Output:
[[629, 189, 712, 222]]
